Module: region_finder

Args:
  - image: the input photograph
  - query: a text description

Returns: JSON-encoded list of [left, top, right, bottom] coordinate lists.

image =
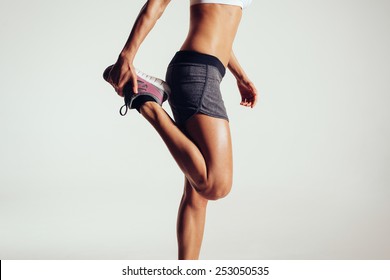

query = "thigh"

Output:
[[184, 114, 233, 185]]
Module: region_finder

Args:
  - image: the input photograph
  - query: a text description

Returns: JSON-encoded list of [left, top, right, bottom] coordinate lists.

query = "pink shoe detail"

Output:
[[103, 65, 170, 116]]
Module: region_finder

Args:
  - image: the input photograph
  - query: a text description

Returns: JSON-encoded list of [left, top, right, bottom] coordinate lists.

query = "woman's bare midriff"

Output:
[[180, 4, 242, 67]]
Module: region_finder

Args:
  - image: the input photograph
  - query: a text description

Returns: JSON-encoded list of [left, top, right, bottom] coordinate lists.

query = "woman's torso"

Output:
[[181, 2, 246, 66]]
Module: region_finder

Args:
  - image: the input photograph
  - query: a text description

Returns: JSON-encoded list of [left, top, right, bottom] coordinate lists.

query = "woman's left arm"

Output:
[[228, 51, 258, 108]]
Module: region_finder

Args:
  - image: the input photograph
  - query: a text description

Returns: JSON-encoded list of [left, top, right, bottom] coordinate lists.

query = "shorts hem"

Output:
[[178, 111, 229, 127]]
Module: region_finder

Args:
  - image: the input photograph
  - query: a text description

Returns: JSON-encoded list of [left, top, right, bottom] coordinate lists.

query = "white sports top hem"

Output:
[[190, 0, 252, 9]]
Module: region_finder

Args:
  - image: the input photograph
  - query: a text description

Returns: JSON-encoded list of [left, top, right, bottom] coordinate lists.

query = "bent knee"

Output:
[[199, 179, 232, 201], [184, 189, 208, 209]]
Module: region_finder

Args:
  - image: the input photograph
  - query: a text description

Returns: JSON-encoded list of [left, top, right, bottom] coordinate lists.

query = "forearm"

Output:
[[120, 0, 170, 62], [227, 50, 248, 81], [228, 50, 258, 107]]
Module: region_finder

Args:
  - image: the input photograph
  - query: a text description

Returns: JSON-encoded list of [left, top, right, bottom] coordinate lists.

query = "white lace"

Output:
[[135, 69, 171, 94]]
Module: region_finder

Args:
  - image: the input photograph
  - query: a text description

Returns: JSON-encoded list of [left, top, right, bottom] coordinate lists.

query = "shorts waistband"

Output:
[[169, 50, 226, 77]]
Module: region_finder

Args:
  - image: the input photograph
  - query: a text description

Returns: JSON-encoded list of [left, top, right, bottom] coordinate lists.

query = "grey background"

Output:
[[0, 0, 389, 259]]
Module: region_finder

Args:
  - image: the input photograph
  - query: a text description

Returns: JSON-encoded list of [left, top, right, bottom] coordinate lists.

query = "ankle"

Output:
[[141, 100, 159, 110], [140, 101, 160, 119], [132, 96, 156, 113]]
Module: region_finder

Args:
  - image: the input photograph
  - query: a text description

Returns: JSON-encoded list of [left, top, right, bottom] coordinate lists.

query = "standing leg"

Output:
[[177, 177, 208, 260]]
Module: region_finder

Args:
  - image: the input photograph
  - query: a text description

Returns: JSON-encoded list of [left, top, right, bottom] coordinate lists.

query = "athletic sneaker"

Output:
[[103, 66, 170, 116]]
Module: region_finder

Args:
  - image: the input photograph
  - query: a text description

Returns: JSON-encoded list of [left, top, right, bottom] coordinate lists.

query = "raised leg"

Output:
[[140, 101, 232, 200]]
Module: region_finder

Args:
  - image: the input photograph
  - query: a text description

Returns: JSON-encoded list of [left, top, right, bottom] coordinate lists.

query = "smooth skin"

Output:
[[106, 0, 258, 260]]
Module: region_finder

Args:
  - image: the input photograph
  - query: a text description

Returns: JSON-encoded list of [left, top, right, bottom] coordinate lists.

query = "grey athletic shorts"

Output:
[[165, 51, 229, 126]]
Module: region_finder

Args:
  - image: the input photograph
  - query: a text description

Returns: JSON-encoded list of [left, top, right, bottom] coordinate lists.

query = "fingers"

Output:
[[238, 79, 259, 108], [240, 97, 256, 108], [240, 98, 249, 107], [252, 91, 258, 108], [240, 88, 258, 108], [104, 61, 137, 97], [132, 72, 138, 94], [249, 82, 258, 108]]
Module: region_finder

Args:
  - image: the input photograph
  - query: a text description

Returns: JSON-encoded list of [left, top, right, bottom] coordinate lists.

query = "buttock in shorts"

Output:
[[165, 50, 229, 126]]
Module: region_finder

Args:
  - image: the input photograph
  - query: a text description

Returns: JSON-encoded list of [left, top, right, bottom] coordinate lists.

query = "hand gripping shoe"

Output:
[[103, 66, 170, 115]]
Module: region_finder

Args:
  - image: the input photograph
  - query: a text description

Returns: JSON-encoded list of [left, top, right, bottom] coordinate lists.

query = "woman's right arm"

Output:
[[106, 0, 171, 96]]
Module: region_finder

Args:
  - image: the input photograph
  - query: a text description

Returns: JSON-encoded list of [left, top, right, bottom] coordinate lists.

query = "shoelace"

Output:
[[119, 80, 148, 116]]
